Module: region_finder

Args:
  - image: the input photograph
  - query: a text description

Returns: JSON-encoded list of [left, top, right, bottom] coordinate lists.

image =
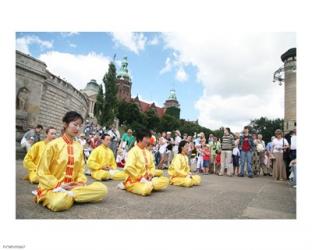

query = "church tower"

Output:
[[164, 89, 180, 109], [116, 57, 132, 102], [164, 89, 180, 119]]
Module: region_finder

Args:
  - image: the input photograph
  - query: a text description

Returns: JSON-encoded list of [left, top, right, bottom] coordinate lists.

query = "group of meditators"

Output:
[[23, 111, 201, 212]]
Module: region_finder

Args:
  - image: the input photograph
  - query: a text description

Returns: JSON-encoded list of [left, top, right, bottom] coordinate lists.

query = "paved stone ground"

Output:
[[16, 160, 296, 219]]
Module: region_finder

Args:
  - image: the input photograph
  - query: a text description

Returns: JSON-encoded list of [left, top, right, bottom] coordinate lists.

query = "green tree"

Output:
[[145, 109, 160, 131], [165, 106, 180, 119], [117, 101, 142, 126], [159, 114, 180, 132], [94, 84, 105, 125], [248, 117, 284, 143], [102, 62, 118, 127]]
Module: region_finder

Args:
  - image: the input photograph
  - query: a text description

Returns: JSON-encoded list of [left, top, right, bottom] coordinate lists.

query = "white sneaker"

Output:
[[31, 190, 37, 196], [117, 182, 126, 190]]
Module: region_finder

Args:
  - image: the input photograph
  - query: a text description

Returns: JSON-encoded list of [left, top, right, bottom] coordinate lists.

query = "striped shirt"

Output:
[[221, 134, 235, 150]]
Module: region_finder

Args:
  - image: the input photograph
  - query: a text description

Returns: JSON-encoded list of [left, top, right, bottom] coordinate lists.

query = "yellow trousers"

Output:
[[40, 182, 107, 212], [91, 169, 126, 181], [24, 171, 39, 184], [170, 175, 201, 187], [154, 169, 164, 177], [125, 176, 169, 196]]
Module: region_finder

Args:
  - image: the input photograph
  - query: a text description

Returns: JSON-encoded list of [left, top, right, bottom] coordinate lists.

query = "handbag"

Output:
[[283, 138, 290, 160]]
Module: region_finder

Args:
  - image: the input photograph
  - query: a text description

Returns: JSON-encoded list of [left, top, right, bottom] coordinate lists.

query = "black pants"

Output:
[[284, 156, 291, 180], [290, 150, 296, 161]]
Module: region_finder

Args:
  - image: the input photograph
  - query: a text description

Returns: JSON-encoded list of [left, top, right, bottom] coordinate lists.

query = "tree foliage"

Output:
[[102, 62, 118, 127], [248, 117, 284, 143], [94, 84, 105, 126], [165, 106, 180, 119]]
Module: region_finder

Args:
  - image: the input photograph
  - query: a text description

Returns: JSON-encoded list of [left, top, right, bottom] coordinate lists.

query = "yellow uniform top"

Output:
[[87, 144, 117, 170], [168, 153, 190, 178], [23, 141, 48, 172], [124, 145, 156, 182], [37, 136, 87, 193]]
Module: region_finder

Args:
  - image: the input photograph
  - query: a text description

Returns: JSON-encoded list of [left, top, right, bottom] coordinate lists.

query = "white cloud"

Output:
[[111, 32, 147, 54], [69, 43, 77, 48], [160, 50, 190, 79], [38, 51, 111, 90], [16, 35, 53, 54], [160, 57, 172, 74], [162, 32, 296, 130], [61, 32, 80, 37], [148, 36, 159, 45], [195, 84, 284, 132], [175, 67, 188, 82]]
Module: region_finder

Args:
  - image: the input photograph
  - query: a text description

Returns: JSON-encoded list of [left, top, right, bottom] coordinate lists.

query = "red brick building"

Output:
[[116, 57, 180, 118]]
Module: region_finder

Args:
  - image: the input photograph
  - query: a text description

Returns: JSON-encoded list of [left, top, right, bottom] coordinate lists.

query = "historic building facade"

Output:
[[115, 57, 180, 118], [16, 50, 91, 141], [16, 51, 181, 157], [80, 79, 100, 118]]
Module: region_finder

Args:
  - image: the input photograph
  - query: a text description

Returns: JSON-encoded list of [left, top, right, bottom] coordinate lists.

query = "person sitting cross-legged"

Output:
[[120, 129, 169, 196], [87, 133, 126, 181], [23, 126, 57, 184], [35, 111, 107, 212], [168, 140, 201, 187]]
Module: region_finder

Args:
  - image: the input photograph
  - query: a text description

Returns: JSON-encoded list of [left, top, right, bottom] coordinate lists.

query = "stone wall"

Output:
[[38, 73, 88, 131], [16, 50, 89, 158]]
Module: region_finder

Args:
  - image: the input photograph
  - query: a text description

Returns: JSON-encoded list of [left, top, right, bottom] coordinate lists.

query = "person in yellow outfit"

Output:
[[168, 140, 201, 187], [87, 133, 126, 181], [120, 129, 169, 196], [23, 126, 57, 184], [35, 111, 107, 212]]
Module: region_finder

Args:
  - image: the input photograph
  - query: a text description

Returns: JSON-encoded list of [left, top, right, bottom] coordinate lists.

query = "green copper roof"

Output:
[[167, 89, 177, 101], [85, 79, 99, 92], [117, 57, 131, 81]]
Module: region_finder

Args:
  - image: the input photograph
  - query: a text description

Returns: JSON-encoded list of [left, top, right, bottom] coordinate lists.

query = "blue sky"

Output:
[[16, 32, 202, 122], [16, 32, 296, 132]]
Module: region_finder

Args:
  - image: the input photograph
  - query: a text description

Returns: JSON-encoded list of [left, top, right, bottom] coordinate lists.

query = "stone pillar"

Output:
[[92, 101, 95, 114], [282, 50, 296, 133], [89, 101, 93, 114]]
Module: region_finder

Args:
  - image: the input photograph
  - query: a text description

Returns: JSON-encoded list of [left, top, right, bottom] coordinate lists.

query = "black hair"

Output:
[[178, 140, 189, 154], [225, 127, 231, 133], [136, 129, 151, 142], [62, 111, 84, 124], [101, 133, 110, 140], [46, 126, 56, 134], [244, 126, 249, 130], [36, 124, 43, 129]]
